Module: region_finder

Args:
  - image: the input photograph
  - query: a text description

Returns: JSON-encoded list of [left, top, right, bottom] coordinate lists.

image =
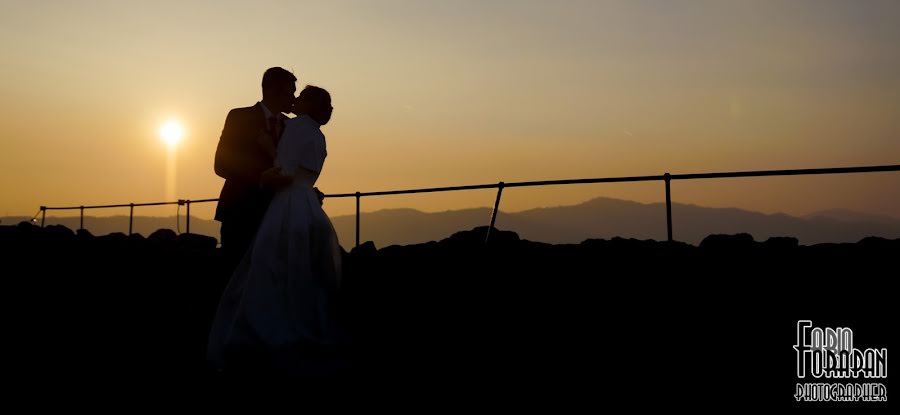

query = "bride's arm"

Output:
[[291, 165, 318, 178], [289, 165, 325, 205]]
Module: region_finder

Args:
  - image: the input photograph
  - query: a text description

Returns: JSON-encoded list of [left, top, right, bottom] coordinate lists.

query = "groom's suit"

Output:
[[214, 102, 286, 271]]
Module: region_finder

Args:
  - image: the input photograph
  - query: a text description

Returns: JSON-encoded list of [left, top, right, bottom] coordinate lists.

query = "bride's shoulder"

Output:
[[283, 117, 307, 132], [282, 116, 318, 143], [286, 114, 315, 127]]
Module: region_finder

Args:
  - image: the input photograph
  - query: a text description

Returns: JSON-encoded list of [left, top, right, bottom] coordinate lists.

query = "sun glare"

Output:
[[159, 120, 184, 148]]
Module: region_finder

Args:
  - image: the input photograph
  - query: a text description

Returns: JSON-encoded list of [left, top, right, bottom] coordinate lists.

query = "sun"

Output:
[[159, 120, 184, 148]]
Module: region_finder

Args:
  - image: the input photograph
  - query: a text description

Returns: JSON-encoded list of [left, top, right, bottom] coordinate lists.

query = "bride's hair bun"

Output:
[[297, 85, 330, 105]]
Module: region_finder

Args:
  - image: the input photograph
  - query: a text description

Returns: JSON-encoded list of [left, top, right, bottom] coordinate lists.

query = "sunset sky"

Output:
[[2, 0, 899, 222]]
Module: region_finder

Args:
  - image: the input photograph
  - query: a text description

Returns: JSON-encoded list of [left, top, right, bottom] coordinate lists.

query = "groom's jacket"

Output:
[[214, 102, 286, 222]]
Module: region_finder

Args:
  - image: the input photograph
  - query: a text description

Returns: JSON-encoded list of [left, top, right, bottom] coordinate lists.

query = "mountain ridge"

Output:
[[4, 195, 899, 247]]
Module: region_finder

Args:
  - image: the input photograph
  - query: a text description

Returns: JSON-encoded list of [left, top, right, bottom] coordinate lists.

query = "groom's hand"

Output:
[[259, 166, 293, 190], [314, 187, 325, 205]]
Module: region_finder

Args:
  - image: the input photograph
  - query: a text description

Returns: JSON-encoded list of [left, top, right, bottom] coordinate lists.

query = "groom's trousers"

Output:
[[219, 216, 261, 278]]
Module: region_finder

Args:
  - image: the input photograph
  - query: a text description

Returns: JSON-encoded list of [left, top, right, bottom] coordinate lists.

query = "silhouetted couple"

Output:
[[207, 67, 346, 376]]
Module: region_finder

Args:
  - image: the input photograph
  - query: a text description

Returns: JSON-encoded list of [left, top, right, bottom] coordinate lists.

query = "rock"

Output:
[[176, 233, 218, 251], [857, 236, 890, 247], [351, 240, 377, 256], [1, 222, 40, 246], [445, 226, 520, 247], [96, 232, 130, 247], [44, 224, 75, 239], [856, 236, 900, 253], [148, 228, 177, 244], [762, 236, 798, 250], [699, 233, 755, 251]]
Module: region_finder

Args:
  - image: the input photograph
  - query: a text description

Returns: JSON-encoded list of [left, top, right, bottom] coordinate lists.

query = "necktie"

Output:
[[268, 116, 279, 139]]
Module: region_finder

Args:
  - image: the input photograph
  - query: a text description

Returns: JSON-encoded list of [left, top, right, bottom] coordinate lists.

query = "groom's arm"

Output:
[[214, 109, 266, 184]]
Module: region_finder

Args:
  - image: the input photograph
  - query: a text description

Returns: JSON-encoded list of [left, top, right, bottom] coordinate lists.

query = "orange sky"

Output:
[[1, 0, 899, 221]]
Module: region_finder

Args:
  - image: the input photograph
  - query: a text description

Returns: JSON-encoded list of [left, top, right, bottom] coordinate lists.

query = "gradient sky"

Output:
[[1, 0, 899, 221]]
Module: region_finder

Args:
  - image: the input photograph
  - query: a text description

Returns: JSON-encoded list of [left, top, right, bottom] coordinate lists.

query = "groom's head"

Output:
[[261, 67, 297, 114]]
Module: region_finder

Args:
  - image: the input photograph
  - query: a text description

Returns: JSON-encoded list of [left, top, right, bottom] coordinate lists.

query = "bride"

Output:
[[208, 86, 345, 375]]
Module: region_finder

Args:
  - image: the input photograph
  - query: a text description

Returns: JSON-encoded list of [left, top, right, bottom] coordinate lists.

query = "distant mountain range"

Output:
[[4, 196, 899, 247], [331, 197, 900, 247]]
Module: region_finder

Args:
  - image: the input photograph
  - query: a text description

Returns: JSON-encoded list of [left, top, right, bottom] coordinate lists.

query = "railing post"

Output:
[[664, 173, 673, 242], [40, 206, 46, 228], [129, 203, 134, 235], [79, 206, 84, 231], [355, 192, 361, 248], [186, 200, 191, 234], [486, 182, 504, 243]]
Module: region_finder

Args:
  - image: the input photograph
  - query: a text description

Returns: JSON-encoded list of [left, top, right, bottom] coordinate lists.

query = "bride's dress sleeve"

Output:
[[276, 121, 325, 175]]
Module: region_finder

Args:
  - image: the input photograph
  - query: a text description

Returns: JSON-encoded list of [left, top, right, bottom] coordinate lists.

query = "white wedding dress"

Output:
[[208, 114, 344, 372]]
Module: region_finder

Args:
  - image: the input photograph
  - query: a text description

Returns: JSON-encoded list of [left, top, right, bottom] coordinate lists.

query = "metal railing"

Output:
[[37, 164, 900, 247], [36, 198, 218, 236]]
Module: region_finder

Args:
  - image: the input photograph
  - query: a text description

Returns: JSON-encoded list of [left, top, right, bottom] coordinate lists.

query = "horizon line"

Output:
[[6, 195, 900, 222]]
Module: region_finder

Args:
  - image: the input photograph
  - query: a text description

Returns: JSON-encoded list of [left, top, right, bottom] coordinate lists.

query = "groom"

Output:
[[214, 67, 325, 273]]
